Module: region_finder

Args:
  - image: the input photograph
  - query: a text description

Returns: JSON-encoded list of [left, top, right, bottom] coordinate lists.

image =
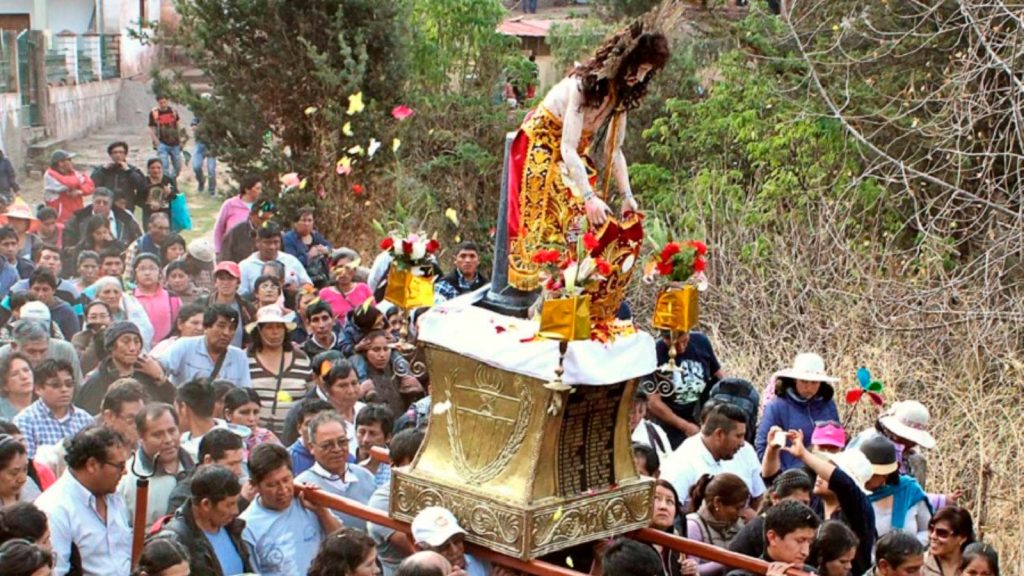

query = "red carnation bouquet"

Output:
[[643, 221, 709, 287]]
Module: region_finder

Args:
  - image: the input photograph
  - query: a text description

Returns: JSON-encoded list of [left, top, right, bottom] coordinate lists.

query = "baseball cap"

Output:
[[859, 434, 899, 476], [19, 301, 51, 324], [811, 421, 846, 449], [411, 506, 465, 548], [214, 261, 241, 279], [187, 238, 215, 263]]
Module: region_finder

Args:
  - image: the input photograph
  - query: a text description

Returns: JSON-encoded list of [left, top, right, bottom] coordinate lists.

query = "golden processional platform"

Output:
[[390, 295, 657, 560]]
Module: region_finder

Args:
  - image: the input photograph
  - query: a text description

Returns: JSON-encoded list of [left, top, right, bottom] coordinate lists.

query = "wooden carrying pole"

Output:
[[296, 485, 814, 576]]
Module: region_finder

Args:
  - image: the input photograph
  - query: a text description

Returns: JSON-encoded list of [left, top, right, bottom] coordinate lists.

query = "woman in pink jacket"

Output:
[[43, 150, 95, 224], [213, 174, 261, 253]]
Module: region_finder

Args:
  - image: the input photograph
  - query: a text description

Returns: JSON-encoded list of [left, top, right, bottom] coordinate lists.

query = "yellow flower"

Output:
[[346, 92, 365, 116], [299, 178, 308, 190], [444, 208, 459, 226], [347, 145, 365, 156], [392, 138, 401, 153], [342, 122, 353, 137], [303, 106, 318, 116], [276, 390, 293, 404], [336, 156, 353, 176]]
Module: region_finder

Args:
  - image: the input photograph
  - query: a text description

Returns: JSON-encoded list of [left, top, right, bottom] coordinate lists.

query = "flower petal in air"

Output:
[[444, 208, 459, 226], [391, 105, 415, 120], [336, 156, 352, 176], [392, 138, 401, 153], [346, 92, 365, 116], [367, 138, 381, 158], [279, 172, 300, 188], [304, 106, 318, 116], [342, 122, 353, 137], [347, 145, 365, 156]]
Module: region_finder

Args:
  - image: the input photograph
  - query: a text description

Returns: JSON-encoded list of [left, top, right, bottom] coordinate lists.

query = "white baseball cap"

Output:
[[411, 506, 465, 548], [19, 301, 51, 323]]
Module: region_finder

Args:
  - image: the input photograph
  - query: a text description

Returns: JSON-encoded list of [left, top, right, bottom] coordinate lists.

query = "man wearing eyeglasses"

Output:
[[12, 359, 92, 459], [36, 426, 132, 576], [294, 411, 376, 531]]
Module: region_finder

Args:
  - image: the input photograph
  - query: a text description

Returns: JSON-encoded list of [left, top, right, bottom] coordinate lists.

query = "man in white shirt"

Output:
[[238, 221, 311, 296], [661, 402, 766, 514], [36, 426, 132, 576]]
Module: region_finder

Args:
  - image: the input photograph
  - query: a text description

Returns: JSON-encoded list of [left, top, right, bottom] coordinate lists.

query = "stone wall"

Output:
[[46, 78, 121, 143]]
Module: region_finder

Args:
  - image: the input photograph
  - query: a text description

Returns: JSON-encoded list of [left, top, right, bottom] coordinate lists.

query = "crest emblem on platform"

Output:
[[443, 364, 534, 484]]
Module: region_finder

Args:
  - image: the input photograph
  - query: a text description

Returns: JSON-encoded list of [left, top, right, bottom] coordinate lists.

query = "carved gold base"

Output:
[[390, 344, 654, 560], [391, 471, 653, 560]]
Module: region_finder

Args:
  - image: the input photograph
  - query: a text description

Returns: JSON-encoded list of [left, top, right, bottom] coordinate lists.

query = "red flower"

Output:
[[425, 239, 440, 254], [656, 261, 674, 276], [693, 256, 706, 273], [401, 240, 413, 255], [391, 105, 415, 121], [531, 249, 560, 264], [582, 232, 600, 251], [352, 184, 365, 196], [379, 237, 394, 251], [595, 258, 612, 276], [660, 242, 682, 262], [689, 240, 708, 256], [545, 277, 562, 292]]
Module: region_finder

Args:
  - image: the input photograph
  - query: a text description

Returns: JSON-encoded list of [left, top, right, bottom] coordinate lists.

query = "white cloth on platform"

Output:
[[418, 289, 657, 385]]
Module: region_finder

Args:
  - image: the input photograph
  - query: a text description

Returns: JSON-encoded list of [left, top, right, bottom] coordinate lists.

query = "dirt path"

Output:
[[19, 78, 221, 241]]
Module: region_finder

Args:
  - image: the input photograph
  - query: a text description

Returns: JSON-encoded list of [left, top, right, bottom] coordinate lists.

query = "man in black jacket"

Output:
[[158, 464, 255, 576], [91, 141, 147, 212], [62, 187, 142, 249]]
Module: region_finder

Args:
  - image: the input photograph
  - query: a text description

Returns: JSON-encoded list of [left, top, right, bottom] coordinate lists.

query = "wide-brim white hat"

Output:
[[879, 400, 935, 449], [776, 352, 840, 383], [245, 305, 297, 333]]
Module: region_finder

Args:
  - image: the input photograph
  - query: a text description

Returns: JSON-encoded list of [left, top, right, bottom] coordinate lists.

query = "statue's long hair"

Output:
[[572, 30, 671, 111]]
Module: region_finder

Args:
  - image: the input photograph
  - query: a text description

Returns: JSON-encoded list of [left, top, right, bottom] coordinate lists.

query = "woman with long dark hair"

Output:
[[308, 527, 381, 576], [132, 537, 189, 576], [649, 478, 697, 576], [809, 520, 859, 576], [685, 473, 748, 576], [960, 543, 999, 576]]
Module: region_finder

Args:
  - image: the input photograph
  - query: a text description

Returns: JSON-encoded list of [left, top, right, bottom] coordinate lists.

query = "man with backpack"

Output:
[[149, 94, 183, 181]]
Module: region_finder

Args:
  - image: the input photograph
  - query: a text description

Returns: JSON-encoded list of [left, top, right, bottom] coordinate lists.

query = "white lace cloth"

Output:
[[419, 286, 657, 385]]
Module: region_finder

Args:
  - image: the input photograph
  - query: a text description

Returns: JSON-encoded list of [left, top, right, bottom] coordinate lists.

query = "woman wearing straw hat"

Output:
[[848, 400, 936, 490], [246, 304, 313, 437], [755, 353, 841, 471]]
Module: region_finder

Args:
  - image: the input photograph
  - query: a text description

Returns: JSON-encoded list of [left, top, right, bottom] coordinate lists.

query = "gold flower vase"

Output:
[[385, 268, 435, 310], [538, 295, 591, 341], [651, 284, 699, 332]]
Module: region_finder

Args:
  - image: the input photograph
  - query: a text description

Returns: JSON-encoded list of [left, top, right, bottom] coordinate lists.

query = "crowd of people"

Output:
[[0, 108, 1004, 576]]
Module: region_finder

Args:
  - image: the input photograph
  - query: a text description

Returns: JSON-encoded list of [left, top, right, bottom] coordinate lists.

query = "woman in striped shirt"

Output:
[[246, 305, 313, 436]]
